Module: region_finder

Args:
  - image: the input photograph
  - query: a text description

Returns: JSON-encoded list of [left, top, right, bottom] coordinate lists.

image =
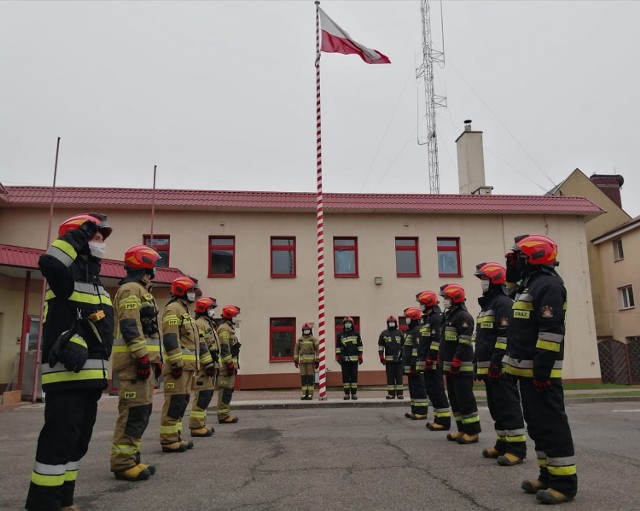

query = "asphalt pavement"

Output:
[[2, 397, 640, 510]]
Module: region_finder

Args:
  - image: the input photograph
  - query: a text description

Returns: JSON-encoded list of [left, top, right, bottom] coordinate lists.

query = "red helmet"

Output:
[[342, 316, 354, 324], [171, 276, 196, 297], [194, 297, 217, 314], [59, 213, 112, 239], [416, 290, 438, 307], [403, 307, 422, 322], [124, 244, 160, 270], [302, 322, 313, 332], [474, 262, 506, 284], [440, 283, 466, 303], [386, 315, 398, 324], [221, 305, 241, 319], [513, 234, 558, 266]]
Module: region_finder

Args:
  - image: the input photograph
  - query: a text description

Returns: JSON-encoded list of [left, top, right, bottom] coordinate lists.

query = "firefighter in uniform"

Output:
[[26, 213, 114, 511], [503, 234, 577, 504], [217, 305, 242, 423], [189, 296, 219, 436], [294, 322, 319, 400], [377, 316, 404, 399], [439, 283, 480, 444], [336, 316, 363, 400], [160, 276, 212, 452], [473, 262, 527, 466], [402, 307, 428, 418], [417, 291, 452, 431], [110, 244, 163, 481]]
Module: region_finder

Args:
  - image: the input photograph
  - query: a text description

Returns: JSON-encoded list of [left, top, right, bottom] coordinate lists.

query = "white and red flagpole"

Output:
[[315, 0, 328, 401]]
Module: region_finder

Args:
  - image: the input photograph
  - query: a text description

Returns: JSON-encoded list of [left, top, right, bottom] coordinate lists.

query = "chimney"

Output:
[[455, 120, 492, 195], [589, 174, 624, 208]]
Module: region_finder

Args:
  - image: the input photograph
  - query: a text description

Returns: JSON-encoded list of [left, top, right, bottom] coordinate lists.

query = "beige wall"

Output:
[[0, 206, 601, 382]]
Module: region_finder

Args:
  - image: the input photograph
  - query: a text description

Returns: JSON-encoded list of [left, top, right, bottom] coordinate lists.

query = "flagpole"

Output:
[[315, 0, 328, 401], [32, 137, 61, 403], [150, 164, 157, 244]]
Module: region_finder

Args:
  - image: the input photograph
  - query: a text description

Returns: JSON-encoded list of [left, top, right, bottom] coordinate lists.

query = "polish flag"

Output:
[[319, 8, 391, 64]]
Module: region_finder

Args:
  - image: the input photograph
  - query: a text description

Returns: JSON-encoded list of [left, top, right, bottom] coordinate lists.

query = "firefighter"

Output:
[[110, 244, 163, 481], [473, 262, 527, 466], [26, 213, 114, 511], [439, 283, 480, 444], [189, 296, 220, 437], [294, 322, 319, 400], [417, 291, 452, 431], [159, 276, 206, 453], [402, 307, 428, 419], [217, 305, 242, 423], [377, 316, 404, 399], [336, 316, 363, 400], [503, 234, 577, 504]]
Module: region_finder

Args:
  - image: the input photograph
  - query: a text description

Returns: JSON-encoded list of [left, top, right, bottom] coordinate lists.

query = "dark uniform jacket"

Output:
[[504, 268, 567, 380], [474, 287, 513, 376], [440, 304, 475, 374], [336, 330, 363, 362], [377, 328, 404, 363], [402, 321, 424, 372], [421, 306, 443, 363], [39, 229, 114, 392]]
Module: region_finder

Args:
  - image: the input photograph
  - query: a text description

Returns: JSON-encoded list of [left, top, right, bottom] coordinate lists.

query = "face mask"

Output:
[[303, 329, 311, 335], [480, 280, 490, 293], [420, 304, 427, 312], [443, 298, 452, 309], [387, 322, 396, 329], [232, 317, 239, 325], [344, 322, 352, 330], [207, 309, 216, 318], [405, 317, 412, 325], [88, 242, 106, 259], [186, 291, 196, 303]]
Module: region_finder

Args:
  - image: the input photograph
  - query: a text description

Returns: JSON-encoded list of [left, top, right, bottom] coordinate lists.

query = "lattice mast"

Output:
[[416, 0, 446, 194]]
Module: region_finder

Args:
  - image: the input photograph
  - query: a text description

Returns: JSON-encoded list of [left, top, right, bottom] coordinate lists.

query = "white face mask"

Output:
[[419, 304, 427, 312], [231, 317, 239, 325], [405, 317, 412, 325], [88, 241, 106, 259], [480, 280, 491, 293], [303, 329, 311, 335], [387, 322, 396, 329], [443, 298, 453, 309], [207, 309, 216, 318], [186, 291, 196, 303]]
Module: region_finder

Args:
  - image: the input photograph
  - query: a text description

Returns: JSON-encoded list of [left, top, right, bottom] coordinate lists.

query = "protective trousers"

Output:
[[26, 388, 102, 511], [341, 362, 358, 396], [299, 363, 315, 397], [446, 374, 481, 434], [110, 371, 154, 472], [160, 370, 193, 446], [518, 377, 577, 497], [385, 362, 404, 397], [189, 372, 215, 430], [424, 368, 451, 427], [407, 373, 428, 416], [216, 372, 236, 421], [485, 375, 527, 459]]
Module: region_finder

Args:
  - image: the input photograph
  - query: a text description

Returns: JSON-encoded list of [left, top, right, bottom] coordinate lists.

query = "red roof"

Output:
[[0, 186, 603, 216], [0, 244, 185, 284]]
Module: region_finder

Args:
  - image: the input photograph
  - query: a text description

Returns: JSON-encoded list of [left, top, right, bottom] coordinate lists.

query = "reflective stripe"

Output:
[[539, 332, 564, 343], [536, 340, 561, 352], [160, 424, 180, 434], [65, 468, 78, 482], [495, 339, 507, 351], [548, 456, 576, 466], [505, 435, 527, 443], [503, 356, 563, 378], [31, 472, 65, 487], [547, 465, 577, 476], [434, 410, 451, 418], [41, 359, 107, 373], [462, 414, 480, 424], [46, 288, 112, 307], [459, 335, 473, 346], [111, 444, 138, 455], [33, 462, 66, 475], [190, 410, 206, 419], [476, 361, 490, 368], [42, 369, 106, 385], [47, 241, 76, 267], [66, 461, 79, 471], [476, 368, 488, 375], [69, 335, 87, 348]]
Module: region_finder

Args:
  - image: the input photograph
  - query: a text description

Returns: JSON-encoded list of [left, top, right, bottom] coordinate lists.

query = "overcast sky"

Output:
[[2, 1, 639, 216]]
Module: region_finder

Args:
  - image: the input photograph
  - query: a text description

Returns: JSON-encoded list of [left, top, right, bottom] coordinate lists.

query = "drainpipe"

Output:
[[17, 271, 31, 395]]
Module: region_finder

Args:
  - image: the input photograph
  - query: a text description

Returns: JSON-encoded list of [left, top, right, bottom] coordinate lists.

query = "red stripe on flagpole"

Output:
[[315, 1, 327, 400]]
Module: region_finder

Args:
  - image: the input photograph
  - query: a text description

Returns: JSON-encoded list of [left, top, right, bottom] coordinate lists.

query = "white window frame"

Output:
[[613, 239, 624, 261], [619, 285, 635, 310]]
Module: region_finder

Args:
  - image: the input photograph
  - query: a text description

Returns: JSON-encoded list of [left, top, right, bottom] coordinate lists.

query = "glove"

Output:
[[488, 362, 503, 381], [154, 363, 163, 380], [449, 357, 462, 376], [533, 378, 552, 392], [136, 354, 151, 380], [314, 361, 319, 369], [226, 361, 236, 375], [170, 364, 183, 379], [505, 250, 520, 283], [379, 354, 386, 365], [204, 363, 216, 377], [53, 334, 88, 373], [294, 360, 300, 368], [358, 355, 363, 365], [424, 357, 435, 371]]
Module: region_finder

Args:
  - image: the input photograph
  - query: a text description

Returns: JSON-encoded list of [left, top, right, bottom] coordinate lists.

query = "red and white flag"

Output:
[[318, 7, 391, 64]]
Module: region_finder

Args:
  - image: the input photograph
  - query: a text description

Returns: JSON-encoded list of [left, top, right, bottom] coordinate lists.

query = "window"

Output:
[[143, 235, 170, 267], [619, 285, 635, 310], [209, 236, 235, 277], [269, 318, 296, 361], [334, 316, 361, 339], [334, 237, 358, 277], [437, 238, 461, 277], [395, 237, 420, 277], [614, 239, 624, 261], [271, 237, 296, 277]]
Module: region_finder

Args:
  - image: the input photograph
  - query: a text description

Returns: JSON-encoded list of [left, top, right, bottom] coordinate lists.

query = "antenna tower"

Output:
[[416, 0, 446, 194]]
